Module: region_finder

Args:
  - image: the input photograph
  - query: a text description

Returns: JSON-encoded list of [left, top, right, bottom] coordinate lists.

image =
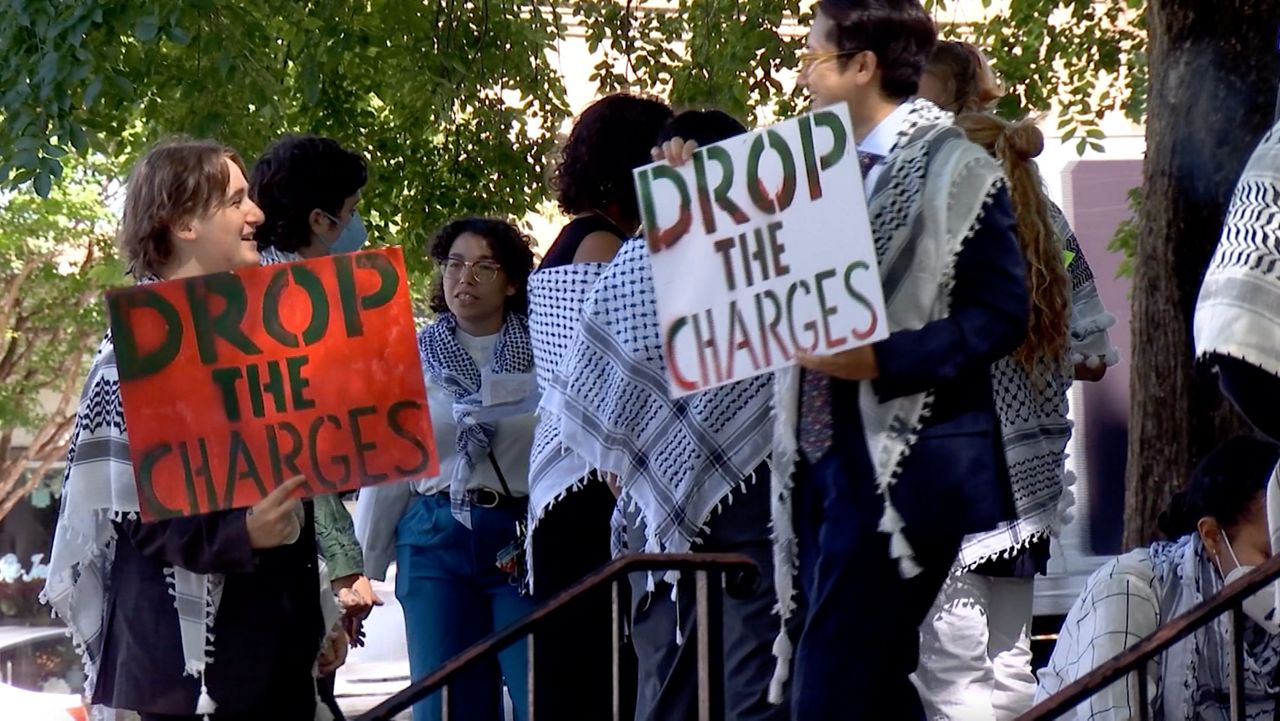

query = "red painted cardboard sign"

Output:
[[106, 248, 437, 521]]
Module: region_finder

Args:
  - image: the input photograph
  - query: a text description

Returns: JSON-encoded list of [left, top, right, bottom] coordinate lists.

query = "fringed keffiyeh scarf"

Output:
[[1150, 536, 1280, 721], [550, 239, 773, 560], [1195, 120, 1280, 377], [42, 331, 225, 717], [955, 203, 1120, 571], [418, 312, 537, 527], [772, 97, 1006, 584], [526, 263, 609, 526], [548, 237, 782, 699]]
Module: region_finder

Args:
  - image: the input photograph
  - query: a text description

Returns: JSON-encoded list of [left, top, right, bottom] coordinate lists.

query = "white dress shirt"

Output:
[[858, 100, 913, 199]]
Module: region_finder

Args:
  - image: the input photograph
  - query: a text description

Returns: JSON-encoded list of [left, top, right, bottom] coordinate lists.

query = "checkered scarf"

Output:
[[548, 238, 773, 560], [1151, 536, 1280, 720], [1196, 120, 1280, 378], [418, 312, 535, 527], [43, 332, 224, 717]]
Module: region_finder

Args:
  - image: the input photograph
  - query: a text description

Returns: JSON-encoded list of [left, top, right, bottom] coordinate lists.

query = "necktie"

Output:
[[797, 150, 882, 462]]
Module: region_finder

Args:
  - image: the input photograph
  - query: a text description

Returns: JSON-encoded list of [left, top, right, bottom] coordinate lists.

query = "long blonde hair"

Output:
[[955, 113, 1070, 369]]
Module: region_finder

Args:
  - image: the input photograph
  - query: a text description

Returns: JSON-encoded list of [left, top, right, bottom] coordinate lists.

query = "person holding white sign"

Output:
[[780, 1, 1030, 719], [549, 109, 792, 721]]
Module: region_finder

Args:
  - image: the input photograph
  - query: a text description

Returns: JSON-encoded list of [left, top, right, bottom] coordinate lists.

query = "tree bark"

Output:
[[1125, 0, 1280, 546]]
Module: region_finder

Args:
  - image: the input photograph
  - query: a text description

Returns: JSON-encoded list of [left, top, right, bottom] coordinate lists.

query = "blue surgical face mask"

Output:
[[323, 210, 368, 254]]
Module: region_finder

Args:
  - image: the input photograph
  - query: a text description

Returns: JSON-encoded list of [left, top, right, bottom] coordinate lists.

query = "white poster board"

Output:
[[635, 104, 888, 398]]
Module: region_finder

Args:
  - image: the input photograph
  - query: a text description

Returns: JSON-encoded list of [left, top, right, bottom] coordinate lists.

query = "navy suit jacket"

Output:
[[830, 186, 1029, 542]]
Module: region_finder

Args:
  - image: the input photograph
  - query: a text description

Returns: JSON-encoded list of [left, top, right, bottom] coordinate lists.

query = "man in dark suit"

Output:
[[789, 1, 1029, 718]]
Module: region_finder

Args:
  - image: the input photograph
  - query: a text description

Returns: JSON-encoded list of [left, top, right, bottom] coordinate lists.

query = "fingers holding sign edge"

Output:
[[652, 138, 700, 167]]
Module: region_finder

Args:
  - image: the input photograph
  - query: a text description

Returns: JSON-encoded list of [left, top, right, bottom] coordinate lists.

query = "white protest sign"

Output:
[[635, 104, 888, 398]]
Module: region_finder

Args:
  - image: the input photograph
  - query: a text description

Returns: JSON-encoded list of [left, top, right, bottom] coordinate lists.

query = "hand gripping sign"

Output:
[[107, 248, 437, 521], [635, 104, 889, 397]]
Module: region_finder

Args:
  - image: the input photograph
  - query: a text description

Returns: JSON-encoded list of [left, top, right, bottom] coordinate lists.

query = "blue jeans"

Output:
[[395, 494, 537, 721]]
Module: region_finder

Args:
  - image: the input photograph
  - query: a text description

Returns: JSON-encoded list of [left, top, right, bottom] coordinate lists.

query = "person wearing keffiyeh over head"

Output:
[[42, 140, 341, 721], [354, 218, 538, 721], [1196, 119, 1280, 444], [1037, 437, 1280, 720]]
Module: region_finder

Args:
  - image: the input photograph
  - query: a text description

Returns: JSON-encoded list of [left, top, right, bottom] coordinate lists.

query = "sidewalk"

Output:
[[335, 567, 412, 720]]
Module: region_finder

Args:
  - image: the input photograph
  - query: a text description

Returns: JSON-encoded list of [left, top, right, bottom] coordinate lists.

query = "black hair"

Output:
[[551, 93, 674, 228], [657, 109, 749, 147], [1157, 436, 1280, 539], [250, 134, 368, 253], [428, 217, 536, 317], [816, 0, 937, 100]]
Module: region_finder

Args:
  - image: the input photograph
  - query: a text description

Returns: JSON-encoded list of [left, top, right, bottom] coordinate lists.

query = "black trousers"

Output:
[[791, 452, 965, 721], [530, 478, 637, 720]]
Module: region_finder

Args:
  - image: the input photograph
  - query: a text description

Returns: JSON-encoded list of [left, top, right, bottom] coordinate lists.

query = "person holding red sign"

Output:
[[250, 133, 377, 721], [355, 218, 539, 721], [44, 139, 344, 721]]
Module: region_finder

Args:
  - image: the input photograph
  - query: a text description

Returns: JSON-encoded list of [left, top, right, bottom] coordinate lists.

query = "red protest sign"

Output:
[[106, 248, 437, 521]]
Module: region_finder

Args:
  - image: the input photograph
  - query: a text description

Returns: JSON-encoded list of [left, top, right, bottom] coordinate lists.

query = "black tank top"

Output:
[[539, 214, 625, 270]]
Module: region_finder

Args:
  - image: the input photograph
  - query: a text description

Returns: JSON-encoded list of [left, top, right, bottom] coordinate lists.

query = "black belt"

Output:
[[427, 487, 525, 510]]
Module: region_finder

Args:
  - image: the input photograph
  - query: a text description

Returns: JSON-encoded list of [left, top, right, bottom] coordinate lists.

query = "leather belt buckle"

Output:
[[471, 487, 501, 508]]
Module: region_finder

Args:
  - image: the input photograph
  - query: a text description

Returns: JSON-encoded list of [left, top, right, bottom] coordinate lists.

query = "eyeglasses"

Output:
[[443, 258, 503, 284], [798, 48, 863, 68]]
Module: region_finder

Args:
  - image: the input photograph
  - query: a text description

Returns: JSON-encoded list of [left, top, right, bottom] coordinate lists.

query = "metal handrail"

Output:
[[353, 552, 759, 721], [1020, 548, 1280, 720]]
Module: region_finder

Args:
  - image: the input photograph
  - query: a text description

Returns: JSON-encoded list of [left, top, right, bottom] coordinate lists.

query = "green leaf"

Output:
[[69, 124, 88, 153], [12, 149, 38, 170], [168, 26, 191, 46], [33, 170, 51, 197], [84, 76, 103, 107], [135, 16, 160, 42]]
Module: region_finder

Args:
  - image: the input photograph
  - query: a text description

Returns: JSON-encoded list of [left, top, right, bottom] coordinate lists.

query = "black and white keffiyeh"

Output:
[[955, 203, 1119, 571], [1196, 120, 1280, 378], [771, 98, 1006, 584], [44, 327, 225, 718], [418, 312, 535, 526], [526, 263, 609, 526], [549, 239, 773, 561]]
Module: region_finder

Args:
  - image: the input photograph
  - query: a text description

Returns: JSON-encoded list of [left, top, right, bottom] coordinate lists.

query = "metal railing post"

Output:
[[1229, 606, 1246, 721], [612, 579, 622, 721], [527, 633, 536, 721], [355, 554, 757, 721], [694, 569, 726, 721], [1135, 663, 1150, 721], [441, 684, 450, 721]]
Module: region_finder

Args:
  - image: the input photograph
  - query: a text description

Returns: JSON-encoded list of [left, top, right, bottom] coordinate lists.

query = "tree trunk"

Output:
[[1125, 0, 1280, 546]]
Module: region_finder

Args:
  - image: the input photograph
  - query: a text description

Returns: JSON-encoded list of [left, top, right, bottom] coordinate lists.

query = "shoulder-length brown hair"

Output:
[[118, 138, 245, 278]]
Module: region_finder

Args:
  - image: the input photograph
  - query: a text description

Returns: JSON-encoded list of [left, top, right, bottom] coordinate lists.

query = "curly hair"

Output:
[[249, 135, 368, 254], [551, 93, 673, 229], [118, 138, 245, 278], [954, 113, 1069, 372], [816, 0, 937, 100], [428, 217, 536, 317], [925, 40, 1004, 114]]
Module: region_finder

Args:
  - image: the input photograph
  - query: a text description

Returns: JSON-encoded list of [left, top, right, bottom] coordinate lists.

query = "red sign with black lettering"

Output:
[[106, 248, 437, 521]]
